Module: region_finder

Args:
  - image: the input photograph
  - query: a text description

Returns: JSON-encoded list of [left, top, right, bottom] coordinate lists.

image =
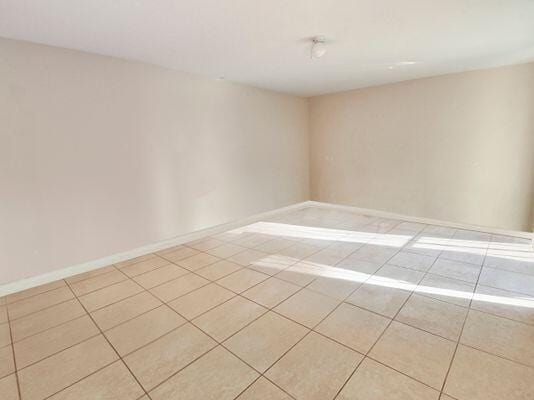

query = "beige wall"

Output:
[[310, 63, 534, 232], [0, 38, 309, 285]]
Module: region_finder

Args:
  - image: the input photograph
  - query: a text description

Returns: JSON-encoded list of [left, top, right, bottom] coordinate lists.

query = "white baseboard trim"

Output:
[[0, 201, 313, 297], [309, 201, 534, 240]]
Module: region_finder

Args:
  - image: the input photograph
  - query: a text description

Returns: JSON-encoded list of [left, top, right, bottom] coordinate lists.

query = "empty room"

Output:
[[1, 1, 534, 400]]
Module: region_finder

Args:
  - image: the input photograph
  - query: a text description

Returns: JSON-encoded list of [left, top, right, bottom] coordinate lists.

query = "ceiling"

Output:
[[1, 0, 533, 96]]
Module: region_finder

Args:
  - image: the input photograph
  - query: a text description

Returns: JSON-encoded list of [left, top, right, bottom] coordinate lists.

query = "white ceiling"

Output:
[[1, 0, 533, 96]]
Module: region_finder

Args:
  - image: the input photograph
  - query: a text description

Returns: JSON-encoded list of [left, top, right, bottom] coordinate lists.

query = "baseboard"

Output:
[[309, 201, 534, 240], [0, 201, 313, 297]]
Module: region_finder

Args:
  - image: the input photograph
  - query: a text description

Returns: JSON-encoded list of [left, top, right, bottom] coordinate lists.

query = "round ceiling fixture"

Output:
[[310, 36, 327, 59]]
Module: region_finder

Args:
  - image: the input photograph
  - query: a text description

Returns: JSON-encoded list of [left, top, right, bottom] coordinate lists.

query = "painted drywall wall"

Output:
[[310, 63, 534, 232], [0, 38, 309, 285]]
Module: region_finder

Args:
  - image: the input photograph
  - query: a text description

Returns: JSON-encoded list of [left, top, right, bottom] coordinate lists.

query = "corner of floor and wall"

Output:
[[1, 37, 534, 294]]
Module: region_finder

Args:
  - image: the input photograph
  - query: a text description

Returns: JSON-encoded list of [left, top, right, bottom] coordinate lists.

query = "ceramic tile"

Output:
[[8, 287, 74, 320], [416, 274, 475, 307], [0, 374, 19, 400], [350, 244, 399, 265], [274, 288, 339, 328], [70, 269, 127, 296], [14, 315, 99, 368], [237, 377, 291, 400], [149, 273, 208, 302], [206, 243, 247, 258], [193, 296, 267, 341], [65, 265, 117, 285], [228, 249, 269, 266], [460, 310, 534, 367], [118, 256, 169, 277], [444, 345, 534, 400], [345, 283, 412, 318], [396, 294, 467, 340], [337, 357, 440, 400], [196, 260, 243, 281], [388, 251, 437, 272], [369, 321, 456, 389], [478, 267, 534, 296], [217, 269, 269, 293], [471, 285, 534, 325], [0, 345, 15, 378], [242, 277, 301, 308], [168, 283, 235, 319], [0, 305, 7, 324], [316, 303, 390, 353], [48, 361, 144, 400], [105, 305, 186, 356], [78, 280, 143, 312], [6, 281, 66, 304], [224, 312, 308, 372], [125, 323, 216, 390], [266, 332, 362, 400], [484, 252, 534, 275], [185, 238, 225, 251], [306, 275, 361, 300], [176, 253, 220, 271], [132, 264, 188, 289], [91, 291, 162, 331], [114, 254, 156, 268], [0, 322, 11, 348], [429, 258, 481, 284], [149, 346, 258, 400], [18, 335, 118, 400], [274, 263, 319, 286], [157, 246, 199, 262]]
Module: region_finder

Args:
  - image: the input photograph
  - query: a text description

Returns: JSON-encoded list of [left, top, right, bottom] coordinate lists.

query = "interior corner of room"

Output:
[[1, 39, 534, 294]]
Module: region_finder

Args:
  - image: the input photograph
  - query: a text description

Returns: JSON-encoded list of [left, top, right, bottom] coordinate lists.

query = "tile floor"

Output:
[[1, 206, 534, 400]]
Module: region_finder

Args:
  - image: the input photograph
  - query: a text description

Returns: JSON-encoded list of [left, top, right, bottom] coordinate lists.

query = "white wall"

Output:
[[310, 63, 534, 232], [0, 38, 309, 285]]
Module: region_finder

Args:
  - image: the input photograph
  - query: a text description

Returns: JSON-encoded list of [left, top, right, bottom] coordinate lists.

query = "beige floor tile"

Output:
[[0, 323, 11, 348], [337, 358, 440, 400], [105, 305, 185, 356], [196, 260, 243, 281], [0, 305, 7, 324], [279, 243, 322, 260], [149, 273, 209, 302], [118, 256, 169, 277], [307, 276, 361, 300], [396, 294, 467, 340], [217, 269, 269, 293], [8, 287, 74, 320], [369, 321, 456, 389], [206, 243, 247, 258], [242, 277, 301, 308], [224, 312, 308, 372], [15, 315, 99, 368], [237, 377, 291, 400], [471, 285, 534, 325], [304, 251, 344, 267], [65, 265, 116, 285], [460, 310, 534, 367], [429, 259, 481, 284], [350, 244, 399, 265], [253, 238, 296, 254], [193, 296, 267, 341], [48, 361, 144, 400], [176, 253, 220, 271], [274, 288, 339, 328], [335, 257, 383, 275], [157, 246, 199, 262], [0, 374, 19, 400], [416, 274, 475, 307], [478, 267, 534, 296], [265, 332, 362, 400], [444, 345, 534, 400], [168, 283, 235, 319], [232, 233, 273, 249], [316, 303, 390, 353], [345, 283, 411, 318], [388, 251, 437, 272], [132, 264, 188, 289], [90, 291, 162, 331], [125, 323, 216, 390], [186, 238, 225, 251], [275, 263, 318, 286], [372, 264, 425, 284], [114, 254, 156, 268], [439, 248, 486, 266], [246, 254, 296, 275], [228, 249, 269, 266], [70, 269, 127, 296], [484, 252, 534, 275], [78, 280, 144, 312], [149, 346, 258, 400], [6, 280, 66, 304], [18, 335, 118, 400], [0, 345, 15, 378]]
